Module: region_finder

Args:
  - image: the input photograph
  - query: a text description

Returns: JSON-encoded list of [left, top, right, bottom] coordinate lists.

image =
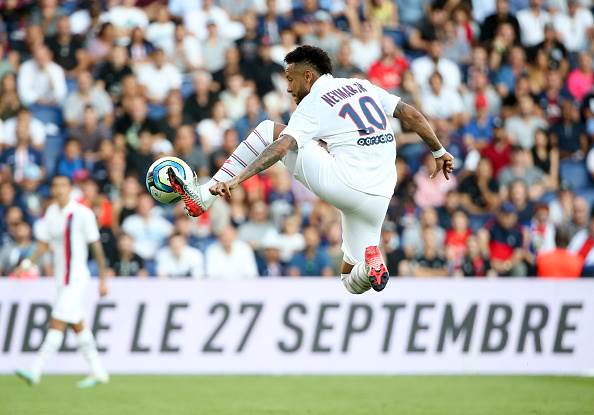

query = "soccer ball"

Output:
[[146, 156, 194, 204]]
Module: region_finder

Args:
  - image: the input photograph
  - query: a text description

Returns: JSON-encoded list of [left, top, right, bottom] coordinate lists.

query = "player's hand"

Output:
[[430, 152, 455, 180], [209, 179, 237, 201], [98, 278, 108, 297]]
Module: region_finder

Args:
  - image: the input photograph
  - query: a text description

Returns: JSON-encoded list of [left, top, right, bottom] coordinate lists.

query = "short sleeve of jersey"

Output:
[[361, 80, 401, 117], [33, 216, 49, 243], [82, 208, 100, 244], [279, 97, 320, 148]]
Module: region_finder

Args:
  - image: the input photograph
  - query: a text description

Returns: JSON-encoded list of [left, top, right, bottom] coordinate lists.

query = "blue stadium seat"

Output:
[[181, 76, 194, 98], [43, 132, 66, 175], [560, 160, 592, 191], [147, 104, 166, 120]]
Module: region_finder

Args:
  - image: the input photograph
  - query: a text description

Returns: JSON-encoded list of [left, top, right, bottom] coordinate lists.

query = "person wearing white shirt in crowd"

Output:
[[220, 74, 252, 121], [411, 39, 462, 90], [349, 21, 381, 73], [156, 233, 205, 278], [184, 0, 245, 41], [17, 45, 66, 107], [271, 29, 298, 66], [15, 176, 109, 388], [421, 72, 465, 121], [171, 23, 203, 74], [553, 0, 594, 53], [2, 108, 46, 150], [121, 193, 173, 260], [136, 48, 182, 104], [516, 0, 551, 46], [205, 226, 259, 279], [101, 0, 148, 39], [197, 100, 232, 154], [63, 71, 114, 127], [146, 5, 176, 54]]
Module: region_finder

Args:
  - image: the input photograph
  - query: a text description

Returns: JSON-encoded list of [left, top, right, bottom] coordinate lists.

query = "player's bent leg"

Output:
[[72, 321, 109, 388], [169, 120, 285, 217], [16, 317, 67, 385]]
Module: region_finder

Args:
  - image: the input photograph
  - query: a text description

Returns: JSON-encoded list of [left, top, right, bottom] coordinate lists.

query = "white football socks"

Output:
[[207, 120, 275, 188], [77, 328, 108, 380], [30, 328, 64, 379], [341, 262, 371, 294]]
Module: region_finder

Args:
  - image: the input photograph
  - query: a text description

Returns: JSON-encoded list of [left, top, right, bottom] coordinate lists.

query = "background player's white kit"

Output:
[[15, 178, 110, 389]]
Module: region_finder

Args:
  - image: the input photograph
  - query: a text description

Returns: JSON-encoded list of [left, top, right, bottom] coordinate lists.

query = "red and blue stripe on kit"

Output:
[[64, 213, 73, 285]]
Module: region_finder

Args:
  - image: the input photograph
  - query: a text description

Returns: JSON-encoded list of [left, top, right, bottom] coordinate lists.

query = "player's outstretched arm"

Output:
[[210, 134, 298, 199], [393, 100, 454, 179]]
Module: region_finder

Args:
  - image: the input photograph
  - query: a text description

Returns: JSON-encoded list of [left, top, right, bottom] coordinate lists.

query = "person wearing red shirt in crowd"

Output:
[[537, 227, 583, 278], [480, 117, 512, 176], [445, 209, 472, 272], [367, 36, 408, 93]]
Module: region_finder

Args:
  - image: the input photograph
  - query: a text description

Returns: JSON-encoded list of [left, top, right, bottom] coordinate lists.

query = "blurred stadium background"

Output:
[[1, 0, 594, 414]]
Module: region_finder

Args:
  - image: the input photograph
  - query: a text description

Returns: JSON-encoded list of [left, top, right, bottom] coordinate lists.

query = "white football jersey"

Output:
[[281, 74, 400, 198], [34, 200, 100, 286]]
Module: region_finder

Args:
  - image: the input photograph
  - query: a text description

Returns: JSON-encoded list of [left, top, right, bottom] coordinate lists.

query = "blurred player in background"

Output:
[[15, 175, 110, 388], [169, 45, 453, 294]]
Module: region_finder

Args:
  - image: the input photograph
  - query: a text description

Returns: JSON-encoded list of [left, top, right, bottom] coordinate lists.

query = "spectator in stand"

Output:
[[156, 233, 205, 278], [480, 202, 527, 276], [238, 201, 277, 251], [537, 226, 583, 277], [505, 95, 548, 149], [258, 0, 291, 45], [498, 146, 546, 200], [459, 235, 495, 277], [411, 38, 462, 90], [0, 73, 20, 121], [121, 193, 173, 261], [183, 71, 218, 124], [441, 19, 471, 67], [17, 44, 66, 107], [197, 100, 232, 155], [527, 202, 556, 257], [516, 0, 550, 47], [445, 209, 472, 273], [349, 21, 382, 73], [234, 94, 268, 140], [170, 23, 203, 74], [333, 40, 364, 79], [64, 71, 113, 128], [112, 233, 147, 277], [0, 122, 44, 186], [184, 0, 244, 42], [420, 71, 465, 123], [103, 0, 149, 40], [367, 36, 409, 93], [567, 52, 594, 102], [459, 157, 501, 216], [55, 138, 85, 180], [288, 226, 333, 277], [173, 125, 209, 177], [302, 10, 342, 62], [0, 221, 38, 277], [550, 100, 588, 159], [462, 71, 502, 118], [277, 215, 305, 263], [531, 128, 559, 190], [413, 152, 458, 209], [45, 15, 87, 76], [86, 22, 115, 67], [401, 227, 448, 277], [538, 70, 570, 125], [94, 45, 133, 97], [145, 5, 176, 57], [507, 179, 534, 226], [249, 41, 284, 98], [271, 29, 299, 66], [402, 207, 446, 257], [480, 0, 521, 45], [136, 48, 182, 105], [30, 0, 65, 37], [127, 27, 154, 65], [552, 0, 594, 55], [205, 225, 259, 279], [220, 74, 252, 122], [114, 95, 159, 151], [155, 91, 185, 143], [256, 232, 287, 277], [201, 21, 232, 73], [565, 196, 590, 240], [2, 108, 46, 151]]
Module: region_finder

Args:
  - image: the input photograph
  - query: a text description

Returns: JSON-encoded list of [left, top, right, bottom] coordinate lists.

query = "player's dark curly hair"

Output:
[[284, 45, 333, 75]]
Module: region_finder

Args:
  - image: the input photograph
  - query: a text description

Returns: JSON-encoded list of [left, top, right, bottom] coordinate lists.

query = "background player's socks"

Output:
[[207, 120, 274, 188], [77, 328, 108, 381], [30, 328, 64, 380], [341, 262, 371, 294]]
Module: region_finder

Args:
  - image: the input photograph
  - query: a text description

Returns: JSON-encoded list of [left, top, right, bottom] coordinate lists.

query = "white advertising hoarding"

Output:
[[0, 279, 593, 375]]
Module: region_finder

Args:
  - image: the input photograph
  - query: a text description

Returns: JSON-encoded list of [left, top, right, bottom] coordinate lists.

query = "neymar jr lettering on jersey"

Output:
[[320, 82, 368, 107]]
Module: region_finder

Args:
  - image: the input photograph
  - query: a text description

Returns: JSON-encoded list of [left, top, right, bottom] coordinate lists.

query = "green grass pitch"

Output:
[[1, 375, 593, 415]]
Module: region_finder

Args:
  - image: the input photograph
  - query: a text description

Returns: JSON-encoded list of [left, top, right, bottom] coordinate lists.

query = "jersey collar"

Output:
[[310, 74, 334, 93]]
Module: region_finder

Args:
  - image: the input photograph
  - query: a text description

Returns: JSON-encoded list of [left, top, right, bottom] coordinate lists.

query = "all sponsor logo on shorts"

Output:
[[357, 133, 394, 146]]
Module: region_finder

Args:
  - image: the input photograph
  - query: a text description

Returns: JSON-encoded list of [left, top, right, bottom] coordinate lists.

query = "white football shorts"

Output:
[[284, 140, 391, 265], [51, 281, 89, 324]]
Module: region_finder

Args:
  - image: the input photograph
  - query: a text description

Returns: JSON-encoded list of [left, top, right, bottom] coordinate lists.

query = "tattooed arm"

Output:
[[393, 100, 454, 179], [210, 134, 298, 198]]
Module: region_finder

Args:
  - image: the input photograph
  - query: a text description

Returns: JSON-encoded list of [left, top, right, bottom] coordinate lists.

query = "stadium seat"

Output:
[[560, 160, 592, 191]]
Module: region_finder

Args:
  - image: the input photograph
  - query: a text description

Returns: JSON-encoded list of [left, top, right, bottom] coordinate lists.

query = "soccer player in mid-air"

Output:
[[168, 45, 453, 294], [15, 176, 110, 388]]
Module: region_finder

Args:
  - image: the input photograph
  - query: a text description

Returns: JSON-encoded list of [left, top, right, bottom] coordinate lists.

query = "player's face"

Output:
[[51, 177, 72, 204], [285, 64, 314, 105]]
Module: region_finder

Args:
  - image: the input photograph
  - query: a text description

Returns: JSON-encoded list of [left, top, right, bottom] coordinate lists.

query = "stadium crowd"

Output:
[[1, 0, 594, 279]]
